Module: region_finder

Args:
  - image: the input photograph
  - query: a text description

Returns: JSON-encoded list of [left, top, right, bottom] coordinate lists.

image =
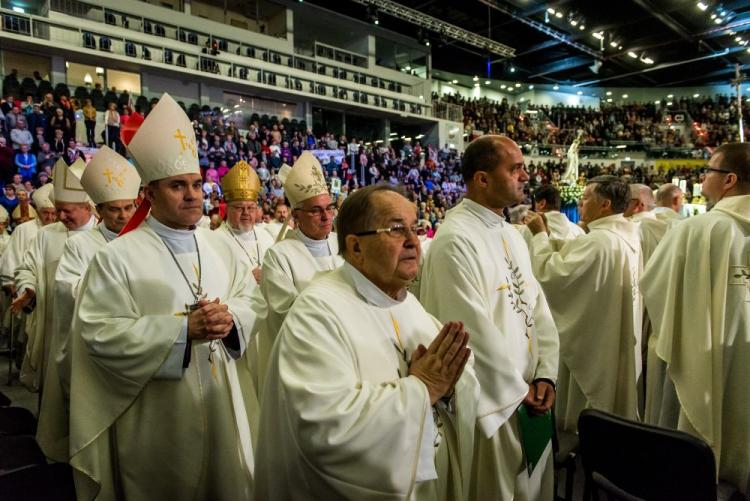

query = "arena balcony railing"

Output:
[[43, 0, 428, 113], [0, 7, 431, 119]]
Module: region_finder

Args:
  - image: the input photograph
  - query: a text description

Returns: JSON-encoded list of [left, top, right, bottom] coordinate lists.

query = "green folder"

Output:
[[517, 405, 553, 476]]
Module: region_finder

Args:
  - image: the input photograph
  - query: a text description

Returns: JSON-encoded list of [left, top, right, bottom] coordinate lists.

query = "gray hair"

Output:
[[656, 183, 682, 207], [336, 184, 406, 254], [587, 175, 630, 214], [629, 183, 655, 210]]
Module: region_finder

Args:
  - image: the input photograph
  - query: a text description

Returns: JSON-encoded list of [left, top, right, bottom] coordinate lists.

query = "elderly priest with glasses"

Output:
[[255, 151, 344, 395], [256, 184, 479, 500]]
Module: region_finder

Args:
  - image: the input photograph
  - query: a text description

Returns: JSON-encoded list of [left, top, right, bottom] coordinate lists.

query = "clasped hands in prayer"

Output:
[[408, 321, 471, 405], [188, 298, 234, 341]]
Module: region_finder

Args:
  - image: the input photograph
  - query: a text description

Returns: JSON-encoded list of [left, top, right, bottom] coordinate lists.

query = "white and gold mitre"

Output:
[[221, 160, 261, 203], [126, 93, 199, 184], [52, 157, 91, 204], [81, 146, 141, 205], [277, 151, 328, 207], [32, 183, 54, 209]]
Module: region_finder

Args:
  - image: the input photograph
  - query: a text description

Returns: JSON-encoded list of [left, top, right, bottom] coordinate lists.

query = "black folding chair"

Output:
[[578, 409, 744, 501], [0, 462, 76, 500], [0, 435, 45, 473], [0, 407, 37, 437]]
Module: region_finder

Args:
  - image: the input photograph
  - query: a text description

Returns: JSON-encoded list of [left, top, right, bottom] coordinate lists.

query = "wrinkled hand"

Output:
[[524, 211, 548, 236], [522, 381, 556, 415], [187, 298, 234, 341], [252, 266, 262, 284], [409, 321, 471, 405], [10, 289, 34, 315]]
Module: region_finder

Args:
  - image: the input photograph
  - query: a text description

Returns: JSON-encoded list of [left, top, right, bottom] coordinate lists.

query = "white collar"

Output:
[[227, 223, 257, 241], [343, 261, 406, 308], [462, 198, 505, 228], [295, 228, 331, 256], [99, 223, 119, 242], [72, 215, 97, 232], [147, 215, 195, 241]]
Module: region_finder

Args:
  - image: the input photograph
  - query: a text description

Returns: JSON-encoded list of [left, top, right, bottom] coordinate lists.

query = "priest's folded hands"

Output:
[[187, 298, 235, 340], [407, 320, 471, 405]]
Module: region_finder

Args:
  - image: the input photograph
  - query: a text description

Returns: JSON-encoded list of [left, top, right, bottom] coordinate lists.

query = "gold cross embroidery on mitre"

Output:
[[174, 128, 197, 158], [102, 167, 126, 188]]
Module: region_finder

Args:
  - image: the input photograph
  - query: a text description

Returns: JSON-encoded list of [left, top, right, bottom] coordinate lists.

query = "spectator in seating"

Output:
[[12, 187, 36, 225], [83, 99, 97, 147], [49, 107, 72, 142], [33, 126, 46, 152], [66, 138, 82, 164], [10, 116, 32, 150], [27, 103, 48, 135], [105, 102, 121, 151], [15, 144, 36, 182], [0, 184, 17, 215], [0, 136, 14, 183], [51, 128, 66, 155], [9, 173, 22, 193], [5, 104, 19, 131], [37, 142, 57, 171]]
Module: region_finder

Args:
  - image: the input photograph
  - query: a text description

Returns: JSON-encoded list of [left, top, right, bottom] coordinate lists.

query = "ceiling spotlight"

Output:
[[547, 7, 555, 14], [501, 84, 507, 89], [710, 13, 717, 19], [515, 83, 521, 87], [622, 94, 629, 98], [667, 101, 673, 106], [474, 83, 480, 87], [642, 56, 654, 64], [367, 4, 379, 25], [509, 65, 516, 73], [473, 75, 479, 81], [579, 24, 585, 30], [570, 19, 578, 26], [654, 100, 661, 104], [553, 84, 560, 90], [451, 79, 458, 84], [693, 93, 700, 98], [606, 91, 612, 95], [528, 84, 534, 89], [555, 11, 563, 18], [610, 41, 618, 48], [577, 91, 583, 95], [593, 31, 604, 40], [714, 17, 722, 24], [667, 94, 674, 98], [485, 80, 491, 85], [628, 51, 638, 58], [607, 98, 613, 102], [747, 47, 750, 53], [697, 1, 708, 10]]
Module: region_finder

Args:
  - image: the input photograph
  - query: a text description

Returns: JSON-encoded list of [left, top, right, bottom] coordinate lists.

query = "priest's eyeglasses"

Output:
[[355, 224, 420, 239], [701, 167, 732, 175], [297, 204, 337, 217]]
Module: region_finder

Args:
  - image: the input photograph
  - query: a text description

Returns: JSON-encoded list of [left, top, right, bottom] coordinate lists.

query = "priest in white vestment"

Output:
[[0, 185, 56, 368], [217, 161, 275, 284], [518, 185, 584, 247], [215, 160, 273, 444], [527, 175, 643, 433], [13, 158, 96, 392], [37, 146, 140, 462], [257, 151, 344, 395], [68, 93, 257, 500], [639, 183, 684, 265], [641, 143, 750, 497], [639, 183, 684, 423], [624, 183, 656, 222], [257, 185, 479, 500], [421, 136, 559, 501]]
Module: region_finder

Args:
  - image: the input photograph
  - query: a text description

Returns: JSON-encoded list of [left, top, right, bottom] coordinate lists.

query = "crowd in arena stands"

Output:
[[437, 92, 747, 148], [1, 71, 467, 230]]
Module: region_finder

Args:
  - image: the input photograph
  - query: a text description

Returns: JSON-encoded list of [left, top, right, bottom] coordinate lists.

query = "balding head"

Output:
[[656, 183, 683, 213], [461, 135, 516, 183], [624, 183, 655, 217]]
